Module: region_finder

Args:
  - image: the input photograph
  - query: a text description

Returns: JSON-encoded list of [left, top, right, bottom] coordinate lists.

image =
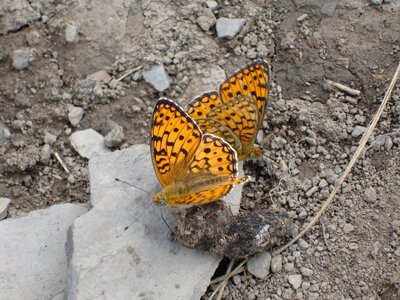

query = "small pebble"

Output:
[[143, 64, 170, 92], [68, 105, 84, 127], [298, 239, 310, 250], [12, 49, 30, 70], [247, 251, 272, 279], [364, 187, 377, 203], [343, 223, 355, 234], [40, 144, 51, 163], [297, 14, 308, 22], [351, 126, 366, 138], [104, 125, 125, 148], [306, 186, 318, 198], [44, 131, 57, 144], [271, 255, 283, 273], [65, 23, 78, 43], [288, 274, 302, 289], [0, 197, 11, 220], [216, 18, 246, 39], [301, 267, 314, 277]]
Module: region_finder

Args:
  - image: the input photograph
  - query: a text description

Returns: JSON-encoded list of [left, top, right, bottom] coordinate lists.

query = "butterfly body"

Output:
[[186, 60, 270, 160], [150, 98, 247, 207]]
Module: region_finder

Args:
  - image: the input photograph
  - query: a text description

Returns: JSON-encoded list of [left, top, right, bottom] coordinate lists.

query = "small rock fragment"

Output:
[[306, 186, 318, 198], [86, 70, 111, 84], [280, 32, 296, 49], [297, 14, 308, 22], [288, 274, 302, 289], [343, 223, 355, 234], [206, 0, 218, 9], [0, 197, 11, 220], [247, 251, 272, 279], [0, 122, 12, 145], [143, 64, 170, 92], [104, 125, 124, 148], [70, 129, 110, 159], [351, 125, 366, 138], [301, 267, 314, 277], [12, 49, 30, 70], [364, 187, 377, 203], [384, 136, 393, 151], [271, 255, 283, 273], [68, 105, 84, 127], [216, 18, 246, 39], [371, 0, 383, 4], [197, 14, 216, 32], [320, 2, 337, 17], [298, 239, 310, 250], [44, 131, 57, 144], [65, 23, 78, 43], [40, 144, 52, 164]]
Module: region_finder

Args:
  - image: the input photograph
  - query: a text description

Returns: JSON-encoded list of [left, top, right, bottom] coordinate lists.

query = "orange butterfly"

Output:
[[186, 60, 270, 160], [150, 98, 247, 207]]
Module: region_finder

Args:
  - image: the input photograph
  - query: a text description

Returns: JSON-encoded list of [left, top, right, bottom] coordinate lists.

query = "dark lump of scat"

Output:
[[173, 201, 293, 259]]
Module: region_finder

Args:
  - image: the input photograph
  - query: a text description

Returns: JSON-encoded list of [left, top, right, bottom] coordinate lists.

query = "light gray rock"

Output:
[[247, 252, 272, 279], [104, 125, 124, 148], [65, 23, 78, 43], [44, 131, 57, 144], [197, 14, 216, 32], [364, 187, 377, 203], [70, 129, 110, 159], [343, 223, 354, 234], [0, 197, 11, 220], [40, 144, 52, 163], [0, 121, 12, 145], [86, 70, 111, 83], [0, 204, 88, 300], [351, 125, 366, 138], [320, 2, 337, 17], [216, 18, 246, 39], [143, 64, 170, 92], [67, 104, 84, 127], [206, 0, 218, 9], [288, 274, 302, 289], [271, 254, 283, 273], [384, 136, 393, 151], [306, 186, 318, 198], [301, 267, 314, 277], [66, 145, 243, 299], [371, 0, 383, 4], [12, 49, 30, 70], [0, 0, 40, 35]]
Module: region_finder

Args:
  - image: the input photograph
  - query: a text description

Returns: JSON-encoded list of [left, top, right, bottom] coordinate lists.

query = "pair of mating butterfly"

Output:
[[150, 60, 270, 207]]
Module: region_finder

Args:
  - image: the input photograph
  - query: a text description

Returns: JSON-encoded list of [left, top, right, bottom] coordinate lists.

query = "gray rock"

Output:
[[40, 144, 52, 163], [86, 70, 111, 83], [68, 105, 84, 127], [284, 262, 294, 272], [12, 49, 30, 70], [0, 121, 12, 145], [197, 14, 216, 32], [320, 2, 337, 17], [104, 125, 124, 148], [206, 0, 218, 9], [44, 131, 57, 144], [0, 204, 87, 299], [271, 255, 283, 273], [70, 129, 111, 159], [371, 0, 383, 4], [298, 239, 310, 250], [143, 64, 170, 92], [364, 187, 377, 203], [384, 136, 393, 151], [288, 274, 302, 289], [343, 223, 354, 234], [306, 186, 318, 198], [247, 251, 272, 279], [25, 30, 41, 46], [383, 0, 392, 3], [306, 137, 317, 146], [280, 32, 296, 49], [297, 14, 308, 22], [0, 197, 11, 220], [351, 125, 366, 138], [0, 0, 40, 35], [65, 145, 244, 299], [300, 267, 314, 277], [216, 18, 246, 39], [65, 23, 78, 43]]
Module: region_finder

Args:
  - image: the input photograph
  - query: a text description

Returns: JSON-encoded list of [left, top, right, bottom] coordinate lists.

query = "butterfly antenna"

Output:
[[159, 208, 174, 234], [115, 178, 152, 194]]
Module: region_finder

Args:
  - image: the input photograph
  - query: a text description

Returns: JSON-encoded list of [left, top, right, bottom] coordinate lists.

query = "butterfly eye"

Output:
[[158, 199, 167, 207]]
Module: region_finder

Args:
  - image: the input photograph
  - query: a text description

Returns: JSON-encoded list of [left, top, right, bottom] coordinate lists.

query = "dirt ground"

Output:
[[1, 0, 399, 299]]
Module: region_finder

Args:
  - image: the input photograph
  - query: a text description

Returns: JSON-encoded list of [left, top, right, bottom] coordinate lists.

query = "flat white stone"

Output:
[[0, 204, 88, 300], [216, 18, 246, 39], [0, 197, 11, 220], [143, 64, 170, 92], [70, 129, 110, 159], [65, 144, 244, 299]]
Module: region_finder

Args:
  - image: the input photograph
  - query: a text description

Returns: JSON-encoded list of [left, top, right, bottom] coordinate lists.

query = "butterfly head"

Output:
[[152, 193, 168, 207]]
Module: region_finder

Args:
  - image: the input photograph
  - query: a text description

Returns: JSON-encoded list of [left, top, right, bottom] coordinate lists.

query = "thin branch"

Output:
[[326, 79, 361, 96]]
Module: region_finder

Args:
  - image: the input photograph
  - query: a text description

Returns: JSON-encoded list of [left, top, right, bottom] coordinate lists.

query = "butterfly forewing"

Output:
[[186, 91, 222, 119], [151, 98, 201, 187]]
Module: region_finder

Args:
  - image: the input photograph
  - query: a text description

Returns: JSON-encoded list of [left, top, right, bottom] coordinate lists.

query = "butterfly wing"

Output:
[[150, 98, 202, 187], [219, 60, 270, 130], [205, 94, 259, 157], [186, 91, 222, 119], [167, 134, 247, 206]]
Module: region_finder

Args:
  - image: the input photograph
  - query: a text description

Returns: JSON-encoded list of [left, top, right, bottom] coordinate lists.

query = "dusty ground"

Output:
[[0, 0, 399, 299]]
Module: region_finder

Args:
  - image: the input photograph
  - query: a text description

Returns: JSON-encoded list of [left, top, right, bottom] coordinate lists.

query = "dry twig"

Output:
[[53, 152, 70, 174], [116, 65, 143, 82], [326, 79, 361, 96], [273, 61, 400, 256]]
